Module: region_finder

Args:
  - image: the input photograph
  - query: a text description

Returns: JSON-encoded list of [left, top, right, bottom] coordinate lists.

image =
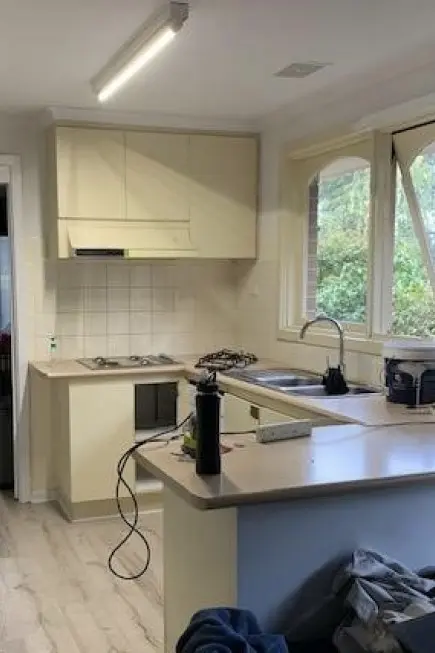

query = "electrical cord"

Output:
[[108, 414, 192, 581]]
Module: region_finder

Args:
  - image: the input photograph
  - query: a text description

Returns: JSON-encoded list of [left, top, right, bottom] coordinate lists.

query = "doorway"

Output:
[[0, 184, 13, 491]]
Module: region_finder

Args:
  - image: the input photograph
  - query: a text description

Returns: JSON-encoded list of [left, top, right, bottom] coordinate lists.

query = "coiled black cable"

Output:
[[108, 414, 192, 580]]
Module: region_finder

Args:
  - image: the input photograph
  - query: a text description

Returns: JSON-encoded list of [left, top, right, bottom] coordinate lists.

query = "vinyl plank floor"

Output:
[[0, 493, 163, 653]]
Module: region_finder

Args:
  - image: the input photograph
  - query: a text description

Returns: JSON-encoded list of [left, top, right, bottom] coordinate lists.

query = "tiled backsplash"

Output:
[[39, 260, 239, 360]]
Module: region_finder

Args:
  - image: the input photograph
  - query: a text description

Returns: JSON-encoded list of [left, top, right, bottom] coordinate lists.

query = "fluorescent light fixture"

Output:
[[92, 1, 188, 103]]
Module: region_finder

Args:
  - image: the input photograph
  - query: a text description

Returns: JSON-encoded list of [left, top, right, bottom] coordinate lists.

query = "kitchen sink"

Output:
[[285, 385, 378, 398], [222, 368, 379, 398], [224, 369, 322, 387]]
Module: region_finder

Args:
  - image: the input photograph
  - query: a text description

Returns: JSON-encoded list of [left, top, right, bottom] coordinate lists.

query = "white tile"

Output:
[[107, 335, 130, 356], [173, 333, 195, 355], [35, 312, 56, 338], [57, 260, 84, 288], [174, 312, 195, 334], [107, 287, 129, 312], [58, 336, 84, 358], [56, 312, 84, 338], [84, 336, 107, 358], [153, 288, 174, 312], [107, 311, 129, 335], [130, 288, 152, 311], [152, 333, 177, 354], [83, 261, 107, 287], [57, 288, 83, 313], [130, 334, 153, 355], [212, 332, 236, 350], [129, 263, 152, 288], [84, 312, 107, 336], [107, 263, 130, 288], [152, 264, 176, 288], [152, 312, 175, 335], [129, 311, 152, 335], [84, 288, 107, 312], [174, 289, 196, 313]]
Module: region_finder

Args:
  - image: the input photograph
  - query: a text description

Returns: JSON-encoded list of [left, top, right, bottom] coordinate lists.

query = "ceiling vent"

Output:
[[274, 62, 330, 79]]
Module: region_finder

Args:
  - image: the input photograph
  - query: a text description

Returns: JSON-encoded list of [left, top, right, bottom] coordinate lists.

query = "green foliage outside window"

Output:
[[314, 154, 435, 336]]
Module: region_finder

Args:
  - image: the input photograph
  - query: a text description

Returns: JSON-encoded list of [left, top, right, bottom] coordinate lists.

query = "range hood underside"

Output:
[[58, 220, 197, 259]]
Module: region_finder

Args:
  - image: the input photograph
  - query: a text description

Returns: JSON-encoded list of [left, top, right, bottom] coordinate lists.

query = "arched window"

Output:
[[394, 125, 435, 336], [307, 156, 370, 323]]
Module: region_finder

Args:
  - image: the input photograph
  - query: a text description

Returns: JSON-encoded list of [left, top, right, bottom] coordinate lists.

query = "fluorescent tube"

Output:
[[98, 27, 176, 102], [92, 2, 188, 103]]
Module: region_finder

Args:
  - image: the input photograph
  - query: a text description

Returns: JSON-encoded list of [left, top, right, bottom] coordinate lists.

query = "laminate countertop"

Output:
[[30, 357, 435, 427], [29, 359, 186, 379], [135, 423, 435, 510]]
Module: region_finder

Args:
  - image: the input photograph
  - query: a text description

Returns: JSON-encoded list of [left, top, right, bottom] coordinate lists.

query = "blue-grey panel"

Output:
[[237, 483, 435, 631]]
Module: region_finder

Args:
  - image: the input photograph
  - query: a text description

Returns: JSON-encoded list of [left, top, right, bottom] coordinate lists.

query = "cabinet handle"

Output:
[[250, 405, 259, 420]]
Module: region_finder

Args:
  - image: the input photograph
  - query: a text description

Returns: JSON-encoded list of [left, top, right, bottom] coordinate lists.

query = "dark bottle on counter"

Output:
[[195, 373, 221, 475]]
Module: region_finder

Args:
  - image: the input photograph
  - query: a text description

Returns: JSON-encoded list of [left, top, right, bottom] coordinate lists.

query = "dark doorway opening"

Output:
[[0, 184, 13, 490]]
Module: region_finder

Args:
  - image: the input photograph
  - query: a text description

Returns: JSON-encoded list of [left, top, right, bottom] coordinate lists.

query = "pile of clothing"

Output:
[[177, 550, 435, 653]]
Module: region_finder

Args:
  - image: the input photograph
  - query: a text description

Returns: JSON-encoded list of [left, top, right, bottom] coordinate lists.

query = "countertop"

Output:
[[29, 359, 186, 379], [135, 423, 435, 510], [30, 357, 435, 426]]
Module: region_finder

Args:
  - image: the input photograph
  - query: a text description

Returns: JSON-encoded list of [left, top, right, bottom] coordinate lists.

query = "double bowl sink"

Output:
[[223, 369, 378, 398]]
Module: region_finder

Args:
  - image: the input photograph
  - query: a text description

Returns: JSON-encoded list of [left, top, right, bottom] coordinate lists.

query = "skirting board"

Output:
[[31, 488, 162, 519], [31, 489, 55, 504]]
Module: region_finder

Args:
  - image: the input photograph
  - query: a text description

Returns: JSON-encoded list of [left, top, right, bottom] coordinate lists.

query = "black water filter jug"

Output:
[[195, 372, 221, 475]]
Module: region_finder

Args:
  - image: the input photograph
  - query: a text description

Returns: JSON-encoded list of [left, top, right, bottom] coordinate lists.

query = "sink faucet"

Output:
[[299, 315, 345, 372]]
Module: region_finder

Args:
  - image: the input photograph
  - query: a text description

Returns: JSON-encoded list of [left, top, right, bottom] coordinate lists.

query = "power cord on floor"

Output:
[[108, 414, 192, 581]]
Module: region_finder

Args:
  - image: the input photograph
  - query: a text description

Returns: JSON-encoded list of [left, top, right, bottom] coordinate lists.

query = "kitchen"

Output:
[[4, 0, 435, 651]]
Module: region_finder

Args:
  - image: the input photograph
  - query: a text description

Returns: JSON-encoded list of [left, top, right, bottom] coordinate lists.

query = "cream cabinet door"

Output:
[[223, 393, 258, 433], [55, 127, 125, 220], [258, 407, 295, 425], [126, 131, 190, 222], [68, 380, 134, 503], [189, 134, 258, 258]]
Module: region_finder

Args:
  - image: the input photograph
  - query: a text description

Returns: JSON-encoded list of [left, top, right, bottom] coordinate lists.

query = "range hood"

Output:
[[58, 220, 197, 259]]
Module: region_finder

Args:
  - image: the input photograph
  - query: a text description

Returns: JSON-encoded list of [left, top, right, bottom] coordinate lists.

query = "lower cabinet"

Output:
[[223, 394, 296, 432], [222, 391, 340, 432], [55, 379, 135, 508], [223, 393, 258, 433], [258, 407, 295, 425]]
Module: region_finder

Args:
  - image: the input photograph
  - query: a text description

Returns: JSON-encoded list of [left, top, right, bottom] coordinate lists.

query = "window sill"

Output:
[[278, 327, 385, 356]]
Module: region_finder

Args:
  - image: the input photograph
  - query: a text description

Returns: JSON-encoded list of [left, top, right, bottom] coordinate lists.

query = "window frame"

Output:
[[278, 131, 396, 355], [393, 123, 435, 295]]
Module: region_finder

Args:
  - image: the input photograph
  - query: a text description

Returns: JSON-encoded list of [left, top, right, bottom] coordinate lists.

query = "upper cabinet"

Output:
[[55, 127, 125, 220], [125, 132, 190, 222], [190, 135, 258, 258], [49, 125, 258, 259]]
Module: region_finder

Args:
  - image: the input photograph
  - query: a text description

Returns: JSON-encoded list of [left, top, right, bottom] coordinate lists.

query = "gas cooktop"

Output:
[[77, 354, 177, 371]]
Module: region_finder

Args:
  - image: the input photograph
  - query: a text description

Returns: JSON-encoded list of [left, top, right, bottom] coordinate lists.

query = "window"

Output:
[[393, 126, 435, 337], [307, 157, 371, 324], [280, 125, 435, 348], [392, 173, 435, 337]]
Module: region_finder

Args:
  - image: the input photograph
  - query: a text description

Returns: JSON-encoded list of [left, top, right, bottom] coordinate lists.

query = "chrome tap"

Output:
[[299, 315, 345, 372]]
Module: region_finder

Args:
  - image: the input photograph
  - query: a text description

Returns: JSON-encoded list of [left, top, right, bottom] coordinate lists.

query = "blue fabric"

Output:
[[176, 608, 288, 653]]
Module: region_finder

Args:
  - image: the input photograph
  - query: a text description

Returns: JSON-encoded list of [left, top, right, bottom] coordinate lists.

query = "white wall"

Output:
[[0, 114, 49, 363], [236, 128, 382, 386]]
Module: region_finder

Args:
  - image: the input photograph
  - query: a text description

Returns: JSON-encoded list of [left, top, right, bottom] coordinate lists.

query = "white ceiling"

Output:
[[3, 0, 435, 122]]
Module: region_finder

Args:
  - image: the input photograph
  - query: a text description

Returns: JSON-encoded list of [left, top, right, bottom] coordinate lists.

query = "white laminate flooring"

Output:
[[0, 492, 163, 652]]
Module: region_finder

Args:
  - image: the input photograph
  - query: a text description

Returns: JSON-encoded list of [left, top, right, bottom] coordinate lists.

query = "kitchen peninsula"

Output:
[[136, 423, 435, 653], [30, 356, 435, 520]]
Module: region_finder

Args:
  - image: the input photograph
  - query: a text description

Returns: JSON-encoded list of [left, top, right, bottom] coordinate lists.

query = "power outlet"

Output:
[[255, 420, 312, 444]]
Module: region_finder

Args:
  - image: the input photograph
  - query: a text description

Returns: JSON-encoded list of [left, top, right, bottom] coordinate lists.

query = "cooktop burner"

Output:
[[77, 354, 176, 370], [195, 349, 258, 372]]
